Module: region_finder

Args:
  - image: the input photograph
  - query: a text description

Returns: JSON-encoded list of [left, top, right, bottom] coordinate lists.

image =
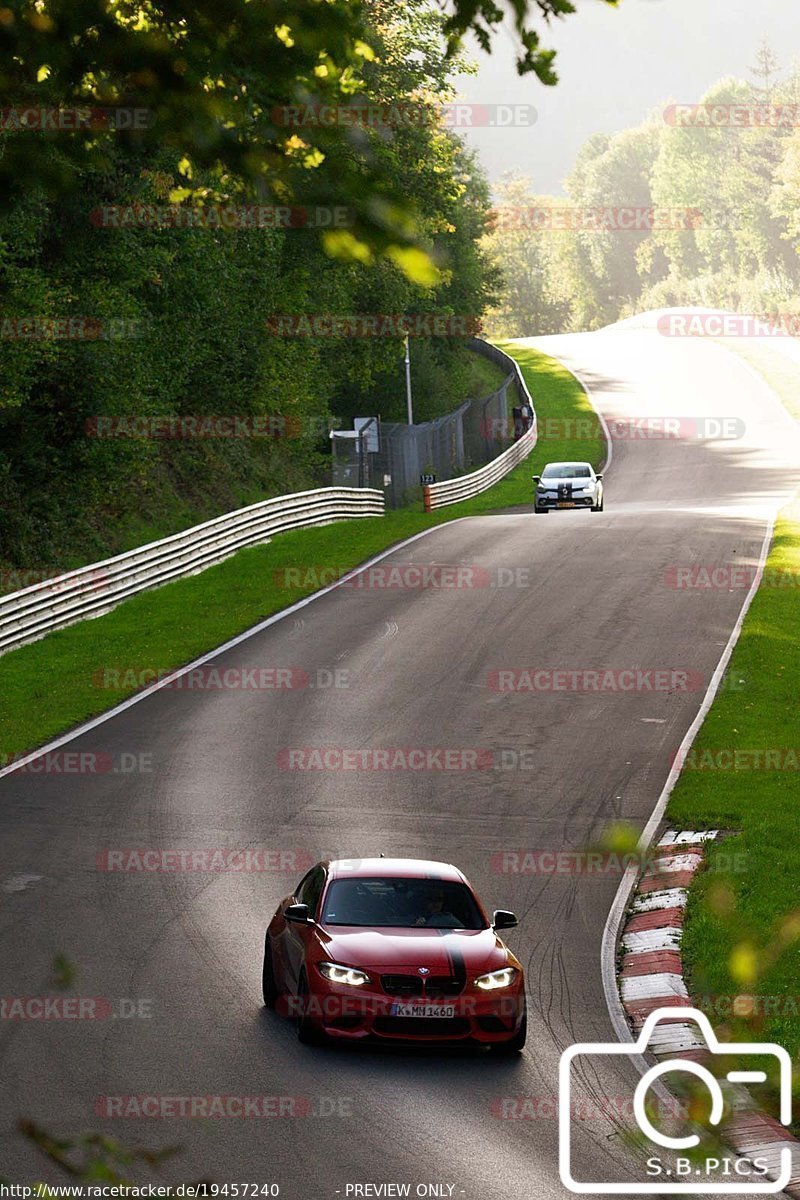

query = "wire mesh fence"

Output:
[[331, 339, 531, 508]]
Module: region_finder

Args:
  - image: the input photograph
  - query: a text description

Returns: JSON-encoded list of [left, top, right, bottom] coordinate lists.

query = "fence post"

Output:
[[423, 485, 432, 513]]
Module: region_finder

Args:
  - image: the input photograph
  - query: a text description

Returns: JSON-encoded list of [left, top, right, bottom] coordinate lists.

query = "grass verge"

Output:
[[666, 342, 800, 1107], [0, 342, 604, 764]]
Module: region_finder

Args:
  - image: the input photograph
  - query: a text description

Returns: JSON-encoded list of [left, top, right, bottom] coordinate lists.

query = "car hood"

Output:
[[315, 925, 510, 975]]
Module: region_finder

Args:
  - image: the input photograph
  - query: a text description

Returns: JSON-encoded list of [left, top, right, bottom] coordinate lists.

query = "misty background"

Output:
[[455, 0, 800, 192]]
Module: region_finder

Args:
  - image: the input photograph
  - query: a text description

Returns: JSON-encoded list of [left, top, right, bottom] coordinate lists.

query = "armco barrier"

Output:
[[423, 343, 537, 511], [0, 487, 384, 656], [423, 423, 537, 511]]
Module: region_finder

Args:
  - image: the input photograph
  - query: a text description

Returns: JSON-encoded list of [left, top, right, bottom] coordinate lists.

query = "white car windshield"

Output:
[[542, 464, 592, 479]]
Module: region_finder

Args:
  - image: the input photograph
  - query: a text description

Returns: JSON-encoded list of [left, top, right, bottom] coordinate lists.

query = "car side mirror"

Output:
[[532, 475, 541, 484], [285, 903, 313, 925], [595, 473, 604, 481], [492, 909, 518, 931]]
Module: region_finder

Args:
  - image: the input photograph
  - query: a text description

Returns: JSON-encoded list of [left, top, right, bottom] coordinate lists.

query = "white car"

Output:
[[532, 462, 604, 513]]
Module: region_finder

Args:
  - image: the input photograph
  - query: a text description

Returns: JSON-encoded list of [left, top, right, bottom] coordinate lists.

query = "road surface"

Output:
[[1, 320, 798, 1197]]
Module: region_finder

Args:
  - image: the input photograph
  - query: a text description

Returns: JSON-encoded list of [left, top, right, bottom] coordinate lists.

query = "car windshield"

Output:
[[321, 877, 486, 929], [542, 464, 591, 479]]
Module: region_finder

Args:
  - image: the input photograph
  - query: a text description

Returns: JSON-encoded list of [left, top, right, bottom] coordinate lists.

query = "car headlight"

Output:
[[318, 961, 371, 987], [474, 967, 518, 990]]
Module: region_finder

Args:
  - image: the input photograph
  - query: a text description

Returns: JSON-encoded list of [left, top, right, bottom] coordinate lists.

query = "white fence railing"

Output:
[[424, 344, 537, 511], [0, 487, 384, 656]]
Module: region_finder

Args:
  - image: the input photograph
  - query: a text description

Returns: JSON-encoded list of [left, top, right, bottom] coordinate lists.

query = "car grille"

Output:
[[373, 1016, 471, 1038], [381, 974, 464, 997]]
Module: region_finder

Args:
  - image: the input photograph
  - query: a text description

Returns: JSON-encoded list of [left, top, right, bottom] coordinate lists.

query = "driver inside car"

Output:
[[413, 886, 461, 928]]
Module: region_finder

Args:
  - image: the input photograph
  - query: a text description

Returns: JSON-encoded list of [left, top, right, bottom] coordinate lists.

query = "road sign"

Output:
[[354, 416, 380, 453]]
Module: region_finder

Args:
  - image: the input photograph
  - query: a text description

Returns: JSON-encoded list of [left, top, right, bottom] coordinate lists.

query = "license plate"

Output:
[[557, 501, 575, 508], [390, 1003, 455, 1018]]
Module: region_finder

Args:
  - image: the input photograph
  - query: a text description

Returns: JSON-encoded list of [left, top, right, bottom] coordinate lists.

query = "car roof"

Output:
[[543, 461, 593, 470], [326, 857, 465, 882]]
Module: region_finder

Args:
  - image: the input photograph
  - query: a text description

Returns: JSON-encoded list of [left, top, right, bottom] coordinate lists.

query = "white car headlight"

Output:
[[318, 961, 371, 987], [474, 967, 518, 991]]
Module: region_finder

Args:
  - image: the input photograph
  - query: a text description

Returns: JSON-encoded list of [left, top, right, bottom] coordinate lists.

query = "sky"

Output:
[[453, 0, 800, 195]]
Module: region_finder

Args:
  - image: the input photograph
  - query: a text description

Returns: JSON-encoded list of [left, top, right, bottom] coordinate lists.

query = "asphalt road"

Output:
[[1, 322, 799, 1197]]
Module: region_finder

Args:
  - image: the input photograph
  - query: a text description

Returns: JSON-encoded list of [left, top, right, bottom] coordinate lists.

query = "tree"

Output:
[[480, 173, 570, 337], [558, 122, 662, 328], [0, 0, 618, 267], [650, 77, 797, 287], [749, 40, 781, 103], [0, 0, 500, 568]]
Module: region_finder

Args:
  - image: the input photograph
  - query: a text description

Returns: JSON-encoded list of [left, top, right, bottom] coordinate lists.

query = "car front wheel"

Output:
[[297, 971, 325, 1045], [493, 1007, 527, 1054], [262, 935, 278, 1008]]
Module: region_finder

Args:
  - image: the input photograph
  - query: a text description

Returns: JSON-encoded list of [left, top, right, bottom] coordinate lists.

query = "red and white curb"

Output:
[[618, 829, 800, 1197]]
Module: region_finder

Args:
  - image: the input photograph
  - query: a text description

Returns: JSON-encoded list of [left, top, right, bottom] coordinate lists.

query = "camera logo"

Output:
[[559, 1007, 793, 1193]]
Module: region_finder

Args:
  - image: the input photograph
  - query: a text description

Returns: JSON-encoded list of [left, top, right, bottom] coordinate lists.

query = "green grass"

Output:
[[666, 342, 800, 1106], [0, 342, 604, 764], [726, 343, 800, 423], [459, 346, 510, 399]]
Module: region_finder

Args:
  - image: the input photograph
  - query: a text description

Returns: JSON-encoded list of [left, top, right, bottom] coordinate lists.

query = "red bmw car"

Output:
[[262, 857, 526, 1051]]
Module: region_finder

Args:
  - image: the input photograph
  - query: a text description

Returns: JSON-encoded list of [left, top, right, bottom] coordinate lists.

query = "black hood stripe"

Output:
[[435, 930, 467, 986]]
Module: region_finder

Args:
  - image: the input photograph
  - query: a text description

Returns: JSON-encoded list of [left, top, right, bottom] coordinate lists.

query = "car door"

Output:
[[282, 864, 326, 992]]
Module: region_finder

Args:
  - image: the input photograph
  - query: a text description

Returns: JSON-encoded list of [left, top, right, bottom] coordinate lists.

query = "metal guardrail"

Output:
[[423, 343, 537, 511], [0, 487, 384, 656]]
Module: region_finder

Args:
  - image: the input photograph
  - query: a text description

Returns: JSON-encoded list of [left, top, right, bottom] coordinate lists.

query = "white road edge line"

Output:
[[593, 345, 784, 1056], [0, 521, 476, 780]]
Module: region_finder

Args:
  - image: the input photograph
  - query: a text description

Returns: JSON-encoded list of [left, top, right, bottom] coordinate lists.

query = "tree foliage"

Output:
[[0, 0, 498, 571], [0, 0, 617, 263], [485, 51, 800, 334]]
